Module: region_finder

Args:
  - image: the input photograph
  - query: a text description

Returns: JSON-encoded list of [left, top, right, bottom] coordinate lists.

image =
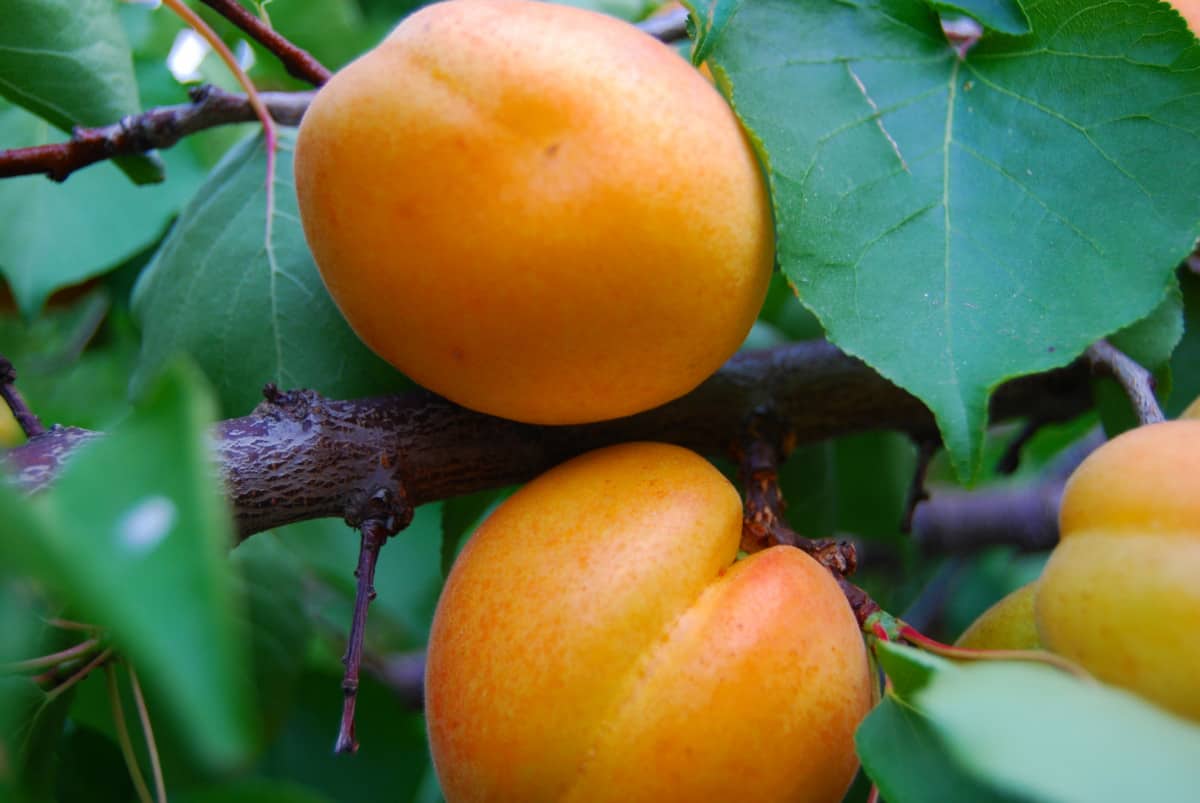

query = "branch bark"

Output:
[[0, 87, 312, 182], [3, 340, 1094, 542], [197, 0, 332, 86]]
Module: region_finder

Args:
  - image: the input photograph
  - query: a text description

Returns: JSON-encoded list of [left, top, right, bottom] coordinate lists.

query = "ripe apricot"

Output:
[[955, 582, 1040, 651], [294, 0, 773, 424], [1035, 421, 1200, 720], [425, 442, 872, 803]]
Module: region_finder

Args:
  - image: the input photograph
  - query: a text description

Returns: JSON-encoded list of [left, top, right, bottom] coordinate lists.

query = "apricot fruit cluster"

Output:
[[294, 0, 773, 425], [1035, 420, 1200, 721], [425, 442, 873, 803]]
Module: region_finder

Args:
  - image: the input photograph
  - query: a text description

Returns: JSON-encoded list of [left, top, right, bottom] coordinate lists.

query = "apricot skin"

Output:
[[954, 582, 1040, 651], [1035, 421, 1200, 720], [425, 442, 872, 803], [294, 0, 773, 425]]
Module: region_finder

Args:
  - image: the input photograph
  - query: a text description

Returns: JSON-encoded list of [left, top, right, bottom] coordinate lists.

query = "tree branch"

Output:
[[3, 340, 1094, 542], [0, 87, 312, 182], [1085, 339, 1164, 425], [911, 428, 1103, 553], [197, 0, 332, 86]]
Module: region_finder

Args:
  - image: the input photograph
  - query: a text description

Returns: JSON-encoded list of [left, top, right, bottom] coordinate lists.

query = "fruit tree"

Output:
[[2, 0, 1200, 801]]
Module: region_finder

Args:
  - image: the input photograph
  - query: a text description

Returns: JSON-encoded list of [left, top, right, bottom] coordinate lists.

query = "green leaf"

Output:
[[693, 0, 1200, 479], [927, 0, 1029, 35], [230, 535, 313, 742], [1093, 282, 1178, 436], [0, 102, 205, 317], [1166, 268, 1200, 416], [873, 639, 953, 697], [131, 130, 412, 416], [174, 778, 337, 803], [0, 0, 160, 183], [0, 360, 256, 768], [1108, 278, 1184, 369], [856, 696, 1020, 803], [256, 670, 434, 802], [916, 662, 1200, 801], [0, 677, 74, 802]]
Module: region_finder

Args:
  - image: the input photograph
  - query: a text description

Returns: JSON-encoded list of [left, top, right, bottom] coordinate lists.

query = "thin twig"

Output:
[[45, 647, 113, 702], [0, 87, 311, 182], [162, 0, 278, 215], [1, 637, 100, 673], [197, 0, 332, 86], [128, 665, 167, 803], [1085, 339, 1165, 425], [995, 417, 1044, 475], [0, 356, 45, 438], [106, 662, 154, 803], [336, 515, 400, 754]]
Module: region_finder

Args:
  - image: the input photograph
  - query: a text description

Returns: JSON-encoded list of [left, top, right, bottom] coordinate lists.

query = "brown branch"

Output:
[[197, 0, 332, 86], [735, 414, 857, 576], [911, 428, 1104, 554], [0, 86, 312, 182], [0, 355, 45, 438], [1085, 339, 1165, 425], [3, 340, 1095, 542]]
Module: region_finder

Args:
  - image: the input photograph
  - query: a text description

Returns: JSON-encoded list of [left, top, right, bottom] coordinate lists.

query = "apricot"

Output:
[[425, 442, 872, 803], [955, 582, 1040, 651], [294, 0, 773, 425], [1035, 421, 1200, 720]]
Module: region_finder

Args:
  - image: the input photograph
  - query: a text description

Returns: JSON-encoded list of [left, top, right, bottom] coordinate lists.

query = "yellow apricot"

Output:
[[425, 442, 872, 803], [1036, 421, 1200, 720], [0, 404, 22, 447], [294, 0, 773, 425], [955, 582, 1041, 651]]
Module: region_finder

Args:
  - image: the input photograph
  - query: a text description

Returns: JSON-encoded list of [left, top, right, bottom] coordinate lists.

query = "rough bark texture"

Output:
[[2, 340, 1094, 542]]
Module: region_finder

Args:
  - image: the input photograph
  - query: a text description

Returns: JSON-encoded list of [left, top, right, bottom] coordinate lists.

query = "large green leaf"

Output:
[[131, 130, 411, 416], [0, 0, 160, 183], [0, 102, 204, 317], [691, 0, 1200, 478], [918, 661, 1200, 801], [0, 361, 256, 768], [862, 642, 1200, 801], [857, 696, 1021, 803]]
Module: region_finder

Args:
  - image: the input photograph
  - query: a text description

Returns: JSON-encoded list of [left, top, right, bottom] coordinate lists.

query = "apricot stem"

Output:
[[897, 623, 1093, 681]]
